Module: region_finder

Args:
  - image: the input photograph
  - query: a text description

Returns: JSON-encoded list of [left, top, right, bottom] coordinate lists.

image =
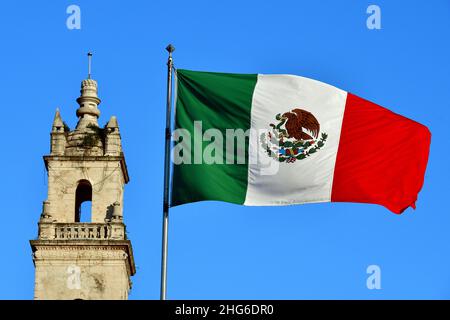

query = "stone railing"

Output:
[[38, 222, 126, 241], [55, 224, 110, 240]]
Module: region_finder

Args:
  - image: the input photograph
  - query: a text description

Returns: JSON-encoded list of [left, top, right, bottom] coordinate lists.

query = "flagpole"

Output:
[[161, 44, 175, 300]]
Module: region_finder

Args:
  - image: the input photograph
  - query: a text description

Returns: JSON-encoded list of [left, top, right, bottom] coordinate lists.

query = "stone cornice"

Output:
[[30, 239, 136, 276]]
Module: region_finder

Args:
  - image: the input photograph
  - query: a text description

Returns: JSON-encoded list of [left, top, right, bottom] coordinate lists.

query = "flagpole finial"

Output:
[[166, 44, 175, 55], [87, 52, 93, 79]]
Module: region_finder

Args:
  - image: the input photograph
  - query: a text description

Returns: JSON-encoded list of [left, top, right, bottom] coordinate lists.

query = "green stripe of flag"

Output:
[[171, 69, 257, 206]]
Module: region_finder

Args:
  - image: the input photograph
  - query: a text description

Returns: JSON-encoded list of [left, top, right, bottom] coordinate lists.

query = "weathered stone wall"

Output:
[[32, 244, 132, 300], [46, 158, 125, 223]]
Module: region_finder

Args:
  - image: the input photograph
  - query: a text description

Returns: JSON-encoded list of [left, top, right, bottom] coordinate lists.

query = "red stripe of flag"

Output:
[[331, 93, 431, 214]]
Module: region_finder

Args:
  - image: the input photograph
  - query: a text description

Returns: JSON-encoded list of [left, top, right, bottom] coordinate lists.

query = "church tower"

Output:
[[30, 59, 135, 300]]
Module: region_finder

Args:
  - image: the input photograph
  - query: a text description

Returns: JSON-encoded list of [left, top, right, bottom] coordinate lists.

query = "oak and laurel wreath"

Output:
[[261, 113, 328, 163]]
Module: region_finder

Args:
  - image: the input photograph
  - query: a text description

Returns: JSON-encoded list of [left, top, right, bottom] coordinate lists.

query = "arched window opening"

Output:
[[75, 180, 92, 222]]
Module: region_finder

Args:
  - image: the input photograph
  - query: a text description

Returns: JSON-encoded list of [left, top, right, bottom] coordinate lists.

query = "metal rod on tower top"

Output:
[[87, 52, 93, 79], [161, 44, 175, 300]]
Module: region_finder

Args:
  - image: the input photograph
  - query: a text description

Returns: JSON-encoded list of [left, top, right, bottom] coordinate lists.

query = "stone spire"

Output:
[[50, 108, 67, 155], [75, 52, 100, 130], [105, 116, 122, 156], [52, 108, 64, 131], [106, 115, 119, 130], [75, 78, 101, 130]]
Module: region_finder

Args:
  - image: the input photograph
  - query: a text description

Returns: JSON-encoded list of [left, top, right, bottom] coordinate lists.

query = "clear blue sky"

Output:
[[0, 0, 449, 299]]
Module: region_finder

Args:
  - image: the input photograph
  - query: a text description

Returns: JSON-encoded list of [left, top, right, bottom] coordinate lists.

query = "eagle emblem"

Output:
[[260, 108, 328, 163]]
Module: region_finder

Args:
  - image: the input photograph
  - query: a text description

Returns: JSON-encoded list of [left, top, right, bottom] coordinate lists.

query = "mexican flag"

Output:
[[171, 69, 431, 214]]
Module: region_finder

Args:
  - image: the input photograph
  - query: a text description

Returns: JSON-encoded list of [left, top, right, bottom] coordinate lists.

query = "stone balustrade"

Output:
[[38, 222, 126, 241]]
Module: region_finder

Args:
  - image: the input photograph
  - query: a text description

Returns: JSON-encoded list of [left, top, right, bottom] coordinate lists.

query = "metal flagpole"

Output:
[[87, 52, 92, 79], [161, 44, 175, 300]]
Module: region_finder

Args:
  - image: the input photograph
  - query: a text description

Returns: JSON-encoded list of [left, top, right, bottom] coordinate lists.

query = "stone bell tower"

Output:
[[30, 63, 135, 300]]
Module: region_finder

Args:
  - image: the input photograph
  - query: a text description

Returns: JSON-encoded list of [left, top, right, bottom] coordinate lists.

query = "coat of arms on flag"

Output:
[[260, 108, 328, 163]]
